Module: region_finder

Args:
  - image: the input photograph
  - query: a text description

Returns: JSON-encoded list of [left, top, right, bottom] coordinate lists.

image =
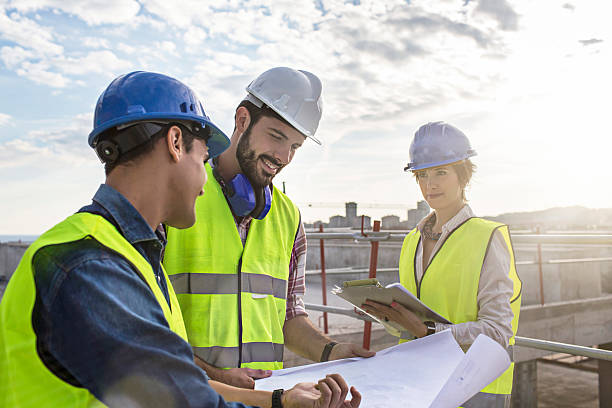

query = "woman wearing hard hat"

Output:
[[362, 121, 522, 407]]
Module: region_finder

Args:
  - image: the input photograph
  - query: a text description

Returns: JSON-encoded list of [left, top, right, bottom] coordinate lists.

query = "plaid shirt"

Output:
[[210, 166, 307, 320], [160, 176, 308, 320], [235, 208, 308, 320]]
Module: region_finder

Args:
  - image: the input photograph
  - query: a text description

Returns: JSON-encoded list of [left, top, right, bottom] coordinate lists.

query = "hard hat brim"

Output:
[[404, 153, 477, 172], [245, 88, 322, 145]]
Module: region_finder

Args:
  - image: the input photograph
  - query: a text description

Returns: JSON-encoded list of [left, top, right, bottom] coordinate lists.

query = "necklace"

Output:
[[421, 215, 442, 241]]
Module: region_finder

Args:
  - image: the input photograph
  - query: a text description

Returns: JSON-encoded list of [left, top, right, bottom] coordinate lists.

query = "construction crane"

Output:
[[299, 202, 410, 209]]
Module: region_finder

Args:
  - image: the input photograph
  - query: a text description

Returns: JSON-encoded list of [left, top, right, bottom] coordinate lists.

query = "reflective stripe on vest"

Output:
[[0, 213, 187, 408], [399, 217, 522, 397], [193, 342, 285, 369], [169, 272, 287, 299], [164, 163, 300, 370]]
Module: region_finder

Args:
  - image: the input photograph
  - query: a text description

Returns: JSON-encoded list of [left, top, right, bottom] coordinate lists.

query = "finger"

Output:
[[351, 346, 376, 358], [322, 375, 342, 408], [390, 301, 413, 315], [364, 299, 385, 307], [244, 368, 273, 379], [243, 377, 255, 389], [348, 386, 362, 408], [317, 378, 332, 407], [360, 304, 384, 319], [327, 374, 349, 406]]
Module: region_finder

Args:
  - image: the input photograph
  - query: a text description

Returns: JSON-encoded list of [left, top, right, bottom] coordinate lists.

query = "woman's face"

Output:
[[414, 165, 464, 212]]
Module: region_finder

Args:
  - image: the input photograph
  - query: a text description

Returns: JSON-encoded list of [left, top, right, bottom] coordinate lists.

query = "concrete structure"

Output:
[[313, 202, 371, 229], [381, 215, 401, 230], [407, 200, 430, 229], [3, 235, 612, 406], [345, 202, 357, 220]]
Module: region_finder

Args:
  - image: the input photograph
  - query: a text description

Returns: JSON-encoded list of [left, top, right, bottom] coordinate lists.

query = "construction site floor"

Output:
[[288, 315, 601, 407]]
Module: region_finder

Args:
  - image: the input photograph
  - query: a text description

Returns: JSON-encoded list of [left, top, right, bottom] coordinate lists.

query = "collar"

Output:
[[417, 204, 474, 234], [91, 184, 158, 245]]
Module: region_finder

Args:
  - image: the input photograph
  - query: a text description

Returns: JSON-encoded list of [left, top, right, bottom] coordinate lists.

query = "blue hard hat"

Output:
[[404, 121, 477, 171], [88, 71, 230, 159]]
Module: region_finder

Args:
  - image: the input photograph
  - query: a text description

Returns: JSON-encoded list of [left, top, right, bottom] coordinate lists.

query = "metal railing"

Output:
[[304, 303, 612, 362], [306, 220, 612, 355], [306, 231, 612, 245]]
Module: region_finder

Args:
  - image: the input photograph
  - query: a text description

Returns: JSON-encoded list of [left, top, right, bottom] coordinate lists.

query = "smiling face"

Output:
[[414, 164, 464, 213], [236, 115, 305, 188]]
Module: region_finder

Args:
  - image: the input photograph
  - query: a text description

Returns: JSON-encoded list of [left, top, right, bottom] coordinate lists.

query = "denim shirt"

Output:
[[31, 184, 249, 408]]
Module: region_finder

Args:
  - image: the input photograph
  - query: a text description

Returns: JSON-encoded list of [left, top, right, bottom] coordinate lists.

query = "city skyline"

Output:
[[1, 1, 611, 234]]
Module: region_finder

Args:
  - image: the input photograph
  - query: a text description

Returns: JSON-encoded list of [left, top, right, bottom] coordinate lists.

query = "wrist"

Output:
[[272, 388, 284, 408], [421, 321, 436, 337], [320, 341, 338, 362]]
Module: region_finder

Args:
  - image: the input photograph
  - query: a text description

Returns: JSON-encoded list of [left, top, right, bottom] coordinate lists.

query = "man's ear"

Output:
[[235, 106, 251, 135], [166, 125, 183, 162]]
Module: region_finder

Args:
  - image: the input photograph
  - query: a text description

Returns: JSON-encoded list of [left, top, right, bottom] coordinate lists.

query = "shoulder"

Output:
[[32, 237, 120, 274], [32, 238, 144, 302], [461, 217, 507, 237]]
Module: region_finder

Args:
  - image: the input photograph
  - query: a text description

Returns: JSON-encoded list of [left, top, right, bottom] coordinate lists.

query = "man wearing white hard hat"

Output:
[[0, 71, 362, 408], [164, 67, 375, 389]]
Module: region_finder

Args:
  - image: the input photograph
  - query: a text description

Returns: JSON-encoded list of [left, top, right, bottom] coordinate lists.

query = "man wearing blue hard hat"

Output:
[[0, 71, 361, 408], [163, 67, 375, 390]]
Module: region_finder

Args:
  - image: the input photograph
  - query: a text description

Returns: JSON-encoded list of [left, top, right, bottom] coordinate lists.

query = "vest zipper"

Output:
[[237, 256, 243, 367]]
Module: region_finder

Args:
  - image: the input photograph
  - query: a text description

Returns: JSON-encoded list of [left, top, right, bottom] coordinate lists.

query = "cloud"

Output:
[[385, 12, 495, 48], [475, 0, 519, 31], [579, 38, 603, 46], [6, 0, 141, 25], [562, 3, 575, 11], [0, 10, 63, 56], [0, 112, 93, 169], [182, 26, 208, 47], [0, 45, 34, 69], [155, 41, 178, 56], [82, 37, 110, 49], [54, 50, 132, 76], [0, 113, 10, 126], [16, 61, 70, 87]]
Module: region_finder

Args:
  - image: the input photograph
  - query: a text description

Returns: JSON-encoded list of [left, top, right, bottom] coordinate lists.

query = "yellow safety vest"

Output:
[[399, 217, 521, 403], [164, 163, 300, 370], [0, 213, 187, 408]]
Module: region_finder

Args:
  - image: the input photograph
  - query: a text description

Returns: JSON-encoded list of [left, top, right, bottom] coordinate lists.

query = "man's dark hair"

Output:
[[235, 100, 290, 135], [102, 122, 204, 175]]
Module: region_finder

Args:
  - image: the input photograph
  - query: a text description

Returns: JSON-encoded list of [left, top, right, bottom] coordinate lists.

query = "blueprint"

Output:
[[255, 330, 510, 408]]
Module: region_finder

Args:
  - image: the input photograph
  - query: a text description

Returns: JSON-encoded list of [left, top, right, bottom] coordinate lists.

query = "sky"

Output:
[[0, 0, 611, 234]]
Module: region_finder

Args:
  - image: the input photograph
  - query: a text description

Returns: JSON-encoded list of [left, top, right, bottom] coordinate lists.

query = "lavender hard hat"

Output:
[[404, 121, 477, 171]]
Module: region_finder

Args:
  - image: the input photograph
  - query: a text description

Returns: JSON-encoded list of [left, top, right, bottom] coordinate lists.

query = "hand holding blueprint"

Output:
[[256, 330, 510, 408]]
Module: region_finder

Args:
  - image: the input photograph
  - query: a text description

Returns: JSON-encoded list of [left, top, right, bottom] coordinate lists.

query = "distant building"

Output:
[[310, 200, 427, 231], [407, 200, 430, 229], [345, 202, 357, 220], [329, 215, 346, 228], [382, 215, 401, 230], [351, 215, 371, 229]]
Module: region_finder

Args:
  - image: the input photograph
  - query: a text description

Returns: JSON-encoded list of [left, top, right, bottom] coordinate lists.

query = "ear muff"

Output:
[[212, 166, 272, 219], [95, 140, 120, 164]]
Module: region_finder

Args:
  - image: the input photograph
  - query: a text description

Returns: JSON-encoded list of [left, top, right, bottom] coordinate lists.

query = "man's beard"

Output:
[[236, 128, 284, 188]]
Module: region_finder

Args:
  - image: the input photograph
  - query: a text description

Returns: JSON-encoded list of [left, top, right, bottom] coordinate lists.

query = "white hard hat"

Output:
[[244, 67, 323, 144]]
